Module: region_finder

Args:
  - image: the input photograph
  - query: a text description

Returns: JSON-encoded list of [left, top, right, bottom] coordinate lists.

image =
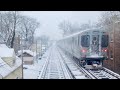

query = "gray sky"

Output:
[[22, 11, 101, 40]]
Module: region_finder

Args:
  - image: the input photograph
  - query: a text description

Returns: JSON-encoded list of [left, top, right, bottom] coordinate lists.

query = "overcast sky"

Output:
[[22, 11, 101, 40]]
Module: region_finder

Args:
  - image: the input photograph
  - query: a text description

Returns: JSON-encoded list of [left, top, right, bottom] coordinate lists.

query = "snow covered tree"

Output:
[[97, 11, 120, 31], [58, 20, 93, 37], [19, 15, 40, 49], [58, 20, 73, 36], [0, 11, 20, 48], [37, 35, 49, 45], [0, 11, 40, 52]]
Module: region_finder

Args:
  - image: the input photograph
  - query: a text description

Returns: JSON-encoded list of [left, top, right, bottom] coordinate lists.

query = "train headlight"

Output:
[[82, 49, 86, 53], [82, 49, 88, 53], [102, 48, 107, 52], [104, 49, 107, 52]]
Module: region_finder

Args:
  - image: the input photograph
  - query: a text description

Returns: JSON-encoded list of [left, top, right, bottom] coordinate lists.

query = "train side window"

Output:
[[73, 37, 75, 45], [73, 37, 75, 46], [101, 35, 109, 47], [76, 36, 78, 46], [77, 36, 79, 46], [74, 36, 78, 45], [78, 35, 80, 46], [76, 36, 79, 45], [81, 35, 90, 47]]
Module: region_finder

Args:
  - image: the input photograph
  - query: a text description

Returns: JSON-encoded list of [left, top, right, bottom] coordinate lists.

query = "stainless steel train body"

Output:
[[57, 28, 109, 69]]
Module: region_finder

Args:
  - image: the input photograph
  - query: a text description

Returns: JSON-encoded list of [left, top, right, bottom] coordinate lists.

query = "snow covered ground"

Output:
[[23, 48, 50, 79], [23, 44, 87, 79], [21, 43, 120, 79], [23, 64, 40, 79]]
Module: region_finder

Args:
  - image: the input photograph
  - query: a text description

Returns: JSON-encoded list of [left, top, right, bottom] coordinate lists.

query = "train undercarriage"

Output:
[[59, 47, 104, 70], [79, 57, 104, 69]]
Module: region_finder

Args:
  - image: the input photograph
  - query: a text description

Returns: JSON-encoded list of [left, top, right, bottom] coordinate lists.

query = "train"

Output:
[[57, 28, 109, 69]]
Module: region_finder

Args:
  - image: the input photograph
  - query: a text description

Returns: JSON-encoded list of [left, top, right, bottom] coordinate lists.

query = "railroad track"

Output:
[[58, 46, 120, 79], [38, 47, 52, 79], [57, 47, 88, 79], [86, 67, 120, 79], [38, 45, 120, 79], [38, 46, 72, 79]]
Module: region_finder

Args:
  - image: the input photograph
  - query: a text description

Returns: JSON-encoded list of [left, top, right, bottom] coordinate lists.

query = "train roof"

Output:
[[59, 27, 107, 41]]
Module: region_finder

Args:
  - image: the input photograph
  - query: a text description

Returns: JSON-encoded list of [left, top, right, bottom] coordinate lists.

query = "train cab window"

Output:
[[101, 35, 109, 47], [81, 35, 90, 47]]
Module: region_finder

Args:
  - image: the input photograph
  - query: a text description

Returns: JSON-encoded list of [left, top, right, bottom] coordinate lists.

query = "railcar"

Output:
[[57, 28, 109, 69]]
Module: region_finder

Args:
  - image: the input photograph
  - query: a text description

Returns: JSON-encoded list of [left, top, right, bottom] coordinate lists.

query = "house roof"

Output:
[[0, 44, 14, 57], [18, 50, 36, 57], [0, 44, 22, 78], [0, 56, 22, 78], [0, 44, 9, 48], [0, 48, 14, 57]]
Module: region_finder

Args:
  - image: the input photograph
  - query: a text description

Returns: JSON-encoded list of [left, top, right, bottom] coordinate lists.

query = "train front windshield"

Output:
[[81, 35, 90, 47], [101, 35, 109, 47]]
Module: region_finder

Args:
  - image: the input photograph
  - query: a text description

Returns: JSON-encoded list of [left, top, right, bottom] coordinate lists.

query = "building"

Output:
[[103, 22, 120, 74], [18, 50, 36, 65], [0, 44, 22, 79]]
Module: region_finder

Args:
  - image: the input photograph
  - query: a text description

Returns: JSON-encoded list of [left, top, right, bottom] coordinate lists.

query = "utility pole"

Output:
[[36, 40, 38, 63], [41, 39, 42, 58], [20, 34, 24, 79]]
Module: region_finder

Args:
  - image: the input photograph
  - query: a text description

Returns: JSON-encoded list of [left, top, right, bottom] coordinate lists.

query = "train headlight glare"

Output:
[[104, 49, 107, 52], [82, 49, 86, 53], [102, 49, 107, 52]]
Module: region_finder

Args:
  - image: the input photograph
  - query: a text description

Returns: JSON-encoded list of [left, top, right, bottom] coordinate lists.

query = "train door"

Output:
[[73, 37, 75, 56], [91, 35, 99, 55], [71, 37, 74, 56], [73, 36, 79, 59]]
